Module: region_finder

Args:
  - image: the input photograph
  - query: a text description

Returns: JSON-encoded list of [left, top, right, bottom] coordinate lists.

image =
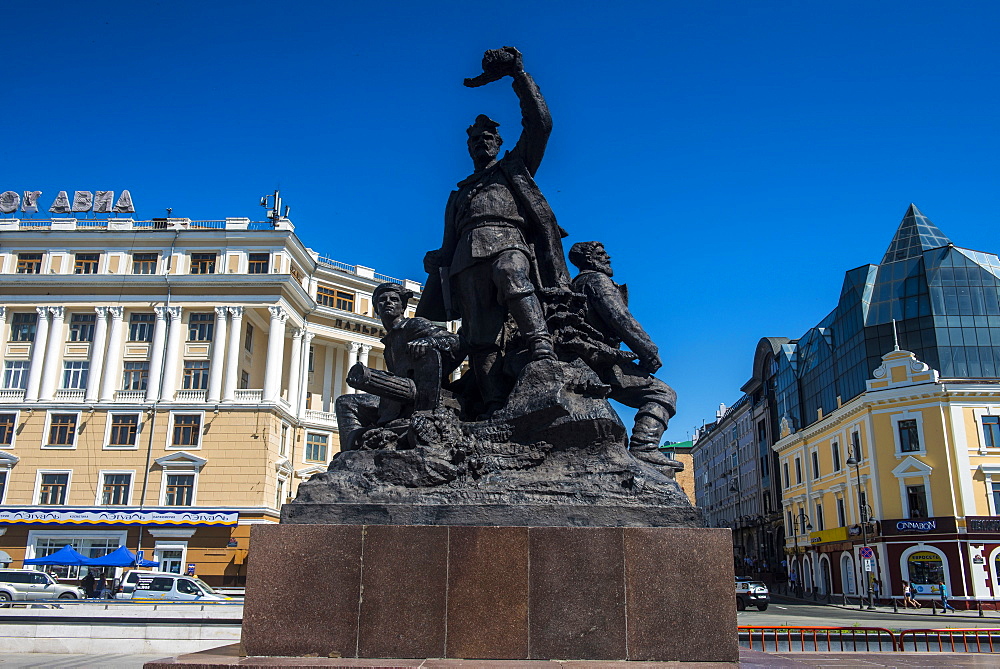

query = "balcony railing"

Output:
[[304, 409, 338, 425], [54, 389, 86, 401], [115, 390, 146, 402], [0, 389, 26, 401], [175, 389, 207, 402], [234, 389, 263, 402]]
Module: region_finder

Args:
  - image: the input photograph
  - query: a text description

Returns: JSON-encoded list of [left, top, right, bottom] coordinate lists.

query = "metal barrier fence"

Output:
[[741, 626, 897, 652], [741, 626, 1000, 653], [897, 628, 1000, 653]]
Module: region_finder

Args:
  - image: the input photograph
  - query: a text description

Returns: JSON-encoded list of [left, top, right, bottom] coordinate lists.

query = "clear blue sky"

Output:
[[5, 1, 1000, 440]]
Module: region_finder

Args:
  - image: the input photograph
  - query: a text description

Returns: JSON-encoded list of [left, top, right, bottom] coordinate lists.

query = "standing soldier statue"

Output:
[[418, 47, 570, 417]]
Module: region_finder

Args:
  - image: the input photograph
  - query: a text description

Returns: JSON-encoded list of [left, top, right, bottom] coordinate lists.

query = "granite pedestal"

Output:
[[241, 523, 737, 663]]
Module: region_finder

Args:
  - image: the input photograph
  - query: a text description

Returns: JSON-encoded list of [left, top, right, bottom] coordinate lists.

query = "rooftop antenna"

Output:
[[260, 189, 290, 222], [891, 318, 900, 351]]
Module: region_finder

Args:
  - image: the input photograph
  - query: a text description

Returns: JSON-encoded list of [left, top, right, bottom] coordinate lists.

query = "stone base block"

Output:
[[241, 524, 737, 663]]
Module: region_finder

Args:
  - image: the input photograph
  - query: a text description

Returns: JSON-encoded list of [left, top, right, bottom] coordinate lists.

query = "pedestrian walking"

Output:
[[902, 580, 921, 608], [871, 579, 881, 605], [81, 571, 96, 599], [938, 581, 956, 612]]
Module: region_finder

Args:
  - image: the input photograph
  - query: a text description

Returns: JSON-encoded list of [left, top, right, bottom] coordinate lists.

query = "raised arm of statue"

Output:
[[465, 47, 551, 176]]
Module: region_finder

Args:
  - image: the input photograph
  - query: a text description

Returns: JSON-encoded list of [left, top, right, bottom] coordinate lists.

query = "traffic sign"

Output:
[[863, 558, 875, 572], [859, 546, 875, 559]]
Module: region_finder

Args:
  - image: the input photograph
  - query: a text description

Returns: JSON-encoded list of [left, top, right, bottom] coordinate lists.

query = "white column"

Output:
[[322, 343, 334, 412], [346, 342, 361, 394], [159, 307, 184, 402], [262, 306, 288, 402], [143, 307, 169, 401], [359, 344, 371, 367], [99, 307, 124, 401], [286, 328, 304, 413], [85, 307, 109, 402], [332, 344, 344, 400], [39, 307, 65, 400], [300, 332, 315, 412], [25, 307, 51, 401], [206, 306, 229, 403], [222, 307, 243, 401]]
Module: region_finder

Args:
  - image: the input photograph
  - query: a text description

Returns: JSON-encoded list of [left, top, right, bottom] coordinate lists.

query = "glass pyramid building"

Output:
[[775, 204, 1000, 432]]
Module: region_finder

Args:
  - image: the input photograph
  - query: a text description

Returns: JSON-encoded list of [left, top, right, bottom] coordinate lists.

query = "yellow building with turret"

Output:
[[775, 347, 1000, 608]]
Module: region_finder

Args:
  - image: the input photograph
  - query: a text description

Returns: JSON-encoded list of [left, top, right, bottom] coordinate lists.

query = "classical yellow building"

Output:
[[0, 210, 425, 589], [775, 347, 1000, 608]]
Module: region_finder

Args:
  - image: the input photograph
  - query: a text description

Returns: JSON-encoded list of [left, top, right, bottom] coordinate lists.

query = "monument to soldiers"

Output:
[[234, 48, 737, 665]]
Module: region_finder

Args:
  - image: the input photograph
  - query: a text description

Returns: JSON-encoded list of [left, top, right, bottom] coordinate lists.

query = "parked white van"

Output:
[[129, 574, 231, 601]]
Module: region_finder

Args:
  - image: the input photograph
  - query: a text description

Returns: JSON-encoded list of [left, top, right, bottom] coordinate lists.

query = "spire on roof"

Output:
[[881, 204, 952, 264]]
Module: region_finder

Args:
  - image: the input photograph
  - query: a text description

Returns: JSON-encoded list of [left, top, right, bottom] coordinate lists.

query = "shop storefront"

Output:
[[881, 517, 959, 602], [0, 507, 246, 587]]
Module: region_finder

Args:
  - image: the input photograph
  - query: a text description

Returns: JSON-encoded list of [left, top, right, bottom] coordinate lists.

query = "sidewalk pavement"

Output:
[[770, 593, 998, 622]]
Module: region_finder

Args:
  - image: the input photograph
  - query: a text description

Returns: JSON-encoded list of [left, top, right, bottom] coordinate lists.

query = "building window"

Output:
[[38, 473, 69, 505], [907, 484, 928, 518], [128, 313, 155, 342], [182, 361, 210, 390], [782, 462, 789, 488], [47, 414, 78, 447], [171, 414, 201, 448], [69, 313, 96, 342], [316, 286, 355, 311], [61, 361, 89, 390], [305, 433, 328, 462], [794, 457, 802, 484], [74, 253, 100, 274], [992, 482, 1000, 515], [0, 413, 15, 448], [122, 361, 149, 391], [189, 253, 217, 274], [815, 503, 824, 531], [132, 253, 159, 274], [101, 473, 132, 505], [898, 419, 921, 452], [280, 424, 289, 456], [0, 471, 6, 502], [3, 361, 29, 389], [983, 416, 1000, 449], [787, 510, 794, 536], [10, 312, 37, 342], [276, 477, 286, 508], [851, 431, 862, 460], [244, 323, 253, 352], [811, 451, 820, 479], [836, 498, 846, 527], [108, 414, 140, 448], [16, 253, 42, 274], [239, 370, 249, 389], [187, 313, 214, 341], [831, 442, 841, 471], [164, 474, 194, 506], [248, 253, 270, 274]]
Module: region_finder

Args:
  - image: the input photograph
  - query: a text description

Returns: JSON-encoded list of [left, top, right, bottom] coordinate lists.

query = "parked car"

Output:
[[0, 569, 85, 601], [129, 574, 231, 601], [735, 578, 769, 611], [115, 570, 179, 599]]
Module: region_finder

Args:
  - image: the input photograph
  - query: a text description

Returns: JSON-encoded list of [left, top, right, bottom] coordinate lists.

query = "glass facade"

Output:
[[777, 205, 1000, 431]]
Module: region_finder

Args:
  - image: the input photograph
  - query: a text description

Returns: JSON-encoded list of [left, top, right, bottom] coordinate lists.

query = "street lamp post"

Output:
[[846, 454, 876, 610]]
